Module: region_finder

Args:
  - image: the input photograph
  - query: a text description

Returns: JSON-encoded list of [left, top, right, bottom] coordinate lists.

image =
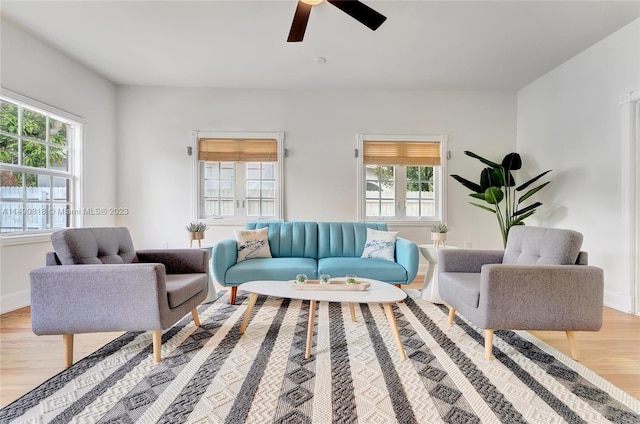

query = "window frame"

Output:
[[0, 89, 84, 243], [192, 131, 285, 225], [356, 134, 448, 225]]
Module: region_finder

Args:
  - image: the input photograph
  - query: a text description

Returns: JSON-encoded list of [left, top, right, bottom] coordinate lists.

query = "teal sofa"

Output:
[[212, 222, 419, 303]]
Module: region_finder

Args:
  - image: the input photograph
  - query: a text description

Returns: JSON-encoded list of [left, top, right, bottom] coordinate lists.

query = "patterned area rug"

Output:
[[2, 290, 639, 423]]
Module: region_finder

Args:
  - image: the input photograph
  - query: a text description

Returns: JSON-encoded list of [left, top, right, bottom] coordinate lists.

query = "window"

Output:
[[194, 132, 284, 222], [0, 91, 83, 234], [357, 134, 447, 223]]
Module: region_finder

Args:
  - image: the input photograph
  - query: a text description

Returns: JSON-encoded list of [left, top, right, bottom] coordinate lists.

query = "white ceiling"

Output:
[[1, 1, 639, 90]]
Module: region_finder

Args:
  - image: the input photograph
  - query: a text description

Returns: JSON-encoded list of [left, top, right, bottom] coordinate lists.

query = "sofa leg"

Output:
[[229, 287, 238, 304], [63, 334, 74, 368], [484, 329, 494, 360], [153, 330, 162, 363], [566, 331, 581, 362], [447, 307, 456, 325], [191, 308, 201, 327]]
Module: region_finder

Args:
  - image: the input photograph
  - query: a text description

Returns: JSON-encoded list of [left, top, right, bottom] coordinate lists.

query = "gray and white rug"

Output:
[[2, 290, 639, 423]]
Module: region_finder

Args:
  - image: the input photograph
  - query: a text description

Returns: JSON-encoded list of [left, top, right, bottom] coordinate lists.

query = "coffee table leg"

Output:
[[239, 293, 258, 335], [349, 303, 356, 322], [305, 300, 317, 359], [383, 303, 407, 360]]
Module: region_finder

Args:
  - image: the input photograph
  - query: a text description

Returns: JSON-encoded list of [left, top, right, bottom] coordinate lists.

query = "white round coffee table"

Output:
[[418, 244, 458, 303], [237, 279, 407, 360]]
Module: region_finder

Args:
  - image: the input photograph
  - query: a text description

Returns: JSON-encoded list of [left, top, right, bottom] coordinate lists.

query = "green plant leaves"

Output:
[[451, 150, 551, 247], [518, 182, 550, 203], [480, 167, 505, 190], [501, 153, 522, 171], [484, 187, 504, 204], [513, 202, 542, 216], [451, 174, 482, 193], [516, 170, 552, 191], [464, 151, 501, 167]]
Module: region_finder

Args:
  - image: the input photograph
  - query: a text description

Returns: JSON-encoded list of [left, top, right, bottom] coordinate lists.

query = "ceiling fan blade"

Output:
[[327, 0, 387, 31], [287, 1, 313, 42]]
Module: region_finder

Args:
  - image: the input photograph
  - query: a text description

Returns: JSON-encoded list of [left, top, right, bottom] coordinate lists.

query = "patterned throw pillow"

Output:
[[361, 228, 398, 262], [235, 227, 272, 263]]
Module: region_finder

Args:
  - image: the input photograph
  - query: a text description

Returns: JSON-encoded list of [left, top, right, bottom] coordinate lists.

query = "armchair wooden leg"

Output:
[[152, 330, 162, 363], [229, 287, 237, 305], [191, 308, 201, 327], [484, 329, 494, 360], [566, 331, 581, 362], [447, 307, 456, 325], [63, 334, 74, 368]]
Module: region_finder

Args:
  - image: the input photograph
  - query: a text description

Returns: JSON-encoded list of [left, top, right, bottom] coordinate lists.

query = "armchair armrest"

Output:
[[212, 239, 238, 286], [137, 249, 210, 274], [30, 264, 170, 334], [480, 264, 604, 330], [439, 249, 504, 273], [396, 237, 419, 283]]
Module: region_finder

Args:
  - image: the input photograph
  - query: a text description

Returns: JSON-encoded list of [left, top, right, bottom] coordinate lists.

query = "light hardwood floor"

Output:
[[1, 282, 639, 407]]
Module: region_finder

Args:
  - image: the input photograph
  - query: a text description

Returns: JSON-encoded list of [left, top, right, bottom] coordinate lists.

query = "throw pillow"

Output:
[[235, 227, 272, 263], [361, 228, 398, 262]]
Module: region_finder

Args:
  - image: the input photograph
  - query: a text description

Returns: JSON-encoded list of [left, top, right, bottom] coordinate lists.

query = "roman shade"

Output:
[[363, 141, 441, 166], [198, 138, 278, 162]]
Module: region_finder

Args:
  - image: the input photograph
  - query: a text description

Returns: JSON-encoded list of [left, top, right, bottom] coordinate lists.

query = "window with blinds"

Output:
[[358, 136, 447, 223], [198, 139, 278, 162], [194, 133, 283, 222], [363, 141, 441, 166]]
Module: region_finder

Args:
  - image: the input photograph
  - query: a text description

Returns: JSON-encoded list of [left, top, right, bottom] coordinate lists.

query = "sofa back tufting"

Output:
[[51, 227, 138, 265], [317, 222, 389, 259], [502, 226, 584, 265], [246, 222, 318, 259]]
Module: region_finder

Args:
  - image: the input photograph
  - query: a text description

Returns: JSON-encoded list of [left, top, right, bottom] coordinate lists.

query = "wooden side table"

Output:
[[418, 244, 458, 303]]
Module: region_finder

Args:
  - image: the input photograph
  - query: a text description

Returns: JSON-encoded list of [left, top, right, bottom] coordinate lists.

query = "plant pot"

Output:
[[189, 231, 205, 247], [431, 232, 446, 248]]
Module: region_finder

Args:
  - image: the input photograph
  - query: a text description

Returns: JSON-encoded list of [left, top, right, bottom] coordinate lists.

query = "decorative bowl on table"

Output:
[[345, 274, 357, 285], [319, 274, 331, 284], [295, 274, 308, 284]]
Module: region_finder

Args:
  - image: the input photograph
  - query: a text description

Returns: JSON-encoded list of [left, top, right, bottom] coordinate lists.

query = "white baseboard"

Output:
[[1, 289, 30, 315], [604, 290, 633, 314]]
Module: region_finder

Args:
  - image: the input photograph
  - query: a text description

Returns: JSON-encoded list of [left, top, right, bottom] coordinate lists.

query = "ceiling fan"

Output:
[[287, 0, 387, 42]]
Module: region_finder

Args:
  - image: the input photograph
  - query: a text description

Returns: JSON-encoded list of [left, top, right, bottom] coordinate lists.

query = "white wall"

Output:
[[0, 20, 118, 313], [517, 19, 640, 312], [115, 87, 516, 251]]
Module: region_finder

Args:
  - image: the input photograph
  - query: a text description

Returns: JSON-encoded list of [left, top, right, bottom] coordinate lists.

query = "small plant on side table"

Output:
[[186, 222, 207, 247], [430, 224, 450, 248]]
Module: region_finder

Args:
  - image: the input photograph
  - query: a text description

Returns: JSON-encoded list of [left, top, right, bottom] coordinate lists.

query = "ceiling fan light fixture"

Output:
[[301, 0, 323, 5]]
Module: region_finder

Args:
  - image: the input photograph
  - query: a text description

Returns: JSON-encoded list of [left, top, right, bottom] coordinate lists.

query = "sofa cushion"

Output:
[[247, 222, 318, 259], [439, 272, 481, 309], [165, 273, 207, 309], [361, 228, 398, 262], [51, 227, 138, 265], [226, 257, 318, 285], [235, 227, 272, 262], [318, 257, 407, 283], [318, 222, 388, 258], [502, 226, 583, 265]]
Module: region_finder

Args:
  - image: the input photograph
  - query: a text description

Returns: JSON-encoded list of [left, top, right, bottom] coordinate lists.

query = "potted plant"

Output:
[[430, 224, 450, 248], [451, 151, 551, 247], [186, 221, 207, 247]]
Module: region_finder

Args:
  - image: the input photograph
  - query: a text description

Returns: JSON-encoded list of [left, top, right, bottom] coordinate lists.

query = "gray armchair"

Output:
[[30, 227, 209, 367], [438, 226, 604, 361]]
